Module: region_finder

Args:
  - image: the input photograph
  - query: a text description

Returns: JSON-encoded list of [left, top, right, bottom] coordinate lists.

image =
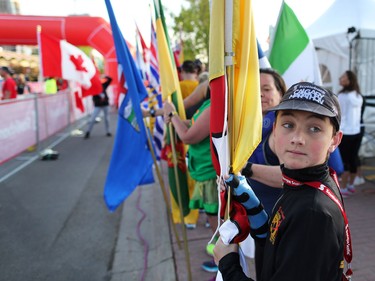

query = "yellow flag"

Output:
[[153, 0, 198, 223], [154, 0, 186, 119], [209, 0, 262, 174]]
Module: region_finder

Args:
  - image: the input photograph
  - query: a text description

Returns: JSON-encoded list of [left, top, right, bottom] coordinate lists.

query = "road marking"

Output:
[[365, 174, 375, 180], [362, 165, 375, 171]]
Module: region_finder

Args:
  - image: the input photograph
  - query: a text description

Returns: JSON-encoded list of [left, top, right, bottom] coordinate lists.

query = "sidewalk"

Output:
[[111, 158, 375, 281], [342, 161, 375, 280], [110, 165, 176, 281]]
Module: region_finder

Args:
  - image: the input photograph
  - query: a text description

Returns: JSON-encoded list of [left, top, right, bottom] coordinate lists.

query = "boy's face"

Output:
[[273, 110, 342, 170]]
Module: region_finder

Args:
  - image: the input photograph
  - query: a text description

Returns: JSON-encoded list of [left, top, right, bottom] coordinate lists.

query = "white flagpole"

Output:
[[224, 0, 234, 174], [36, 25, 44, 84], [224, 0, 235, 220]]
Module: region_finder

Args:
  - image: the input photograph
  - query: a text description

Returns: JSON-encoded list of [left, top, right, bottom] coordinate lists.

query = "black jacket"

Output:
[[219, 163, 345, 281], [92, 76, 112, 107]]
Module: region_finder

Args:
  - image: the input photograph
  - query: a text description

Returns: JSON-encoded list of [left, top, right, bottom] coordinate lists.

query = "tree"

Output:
[[171, 0, 210, 64]]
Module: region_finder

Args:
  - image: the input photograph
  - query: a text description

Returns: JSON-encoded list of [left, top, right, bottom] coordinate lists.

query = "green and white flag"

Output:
[[269, 1, 322, 88]]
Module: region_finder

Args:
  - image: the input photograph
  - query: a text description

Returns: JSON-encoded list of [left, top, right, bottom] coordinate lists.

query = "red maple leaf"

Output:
[[70, 54, 88, 73]]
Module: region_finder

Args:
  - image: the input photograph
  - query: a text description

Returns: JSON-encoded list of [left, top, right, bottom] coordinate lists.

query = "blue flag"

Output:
[[257, 39, 271, 69], [104, 0, 154, 211]]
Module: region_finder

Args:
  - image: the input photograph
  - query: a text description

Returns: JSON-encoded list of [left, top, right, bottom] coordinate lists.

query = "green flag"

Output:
[[269, 1, 322, 87]]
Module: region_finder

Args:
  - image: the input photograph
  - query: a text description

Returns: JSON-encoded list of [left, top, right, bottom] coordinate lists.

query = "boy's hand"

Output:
[[213, 237, 239, 265]]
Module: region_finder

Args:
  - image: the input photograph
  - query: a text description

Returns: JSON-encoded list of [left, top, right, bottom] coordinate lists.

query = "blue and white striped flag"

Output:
[[257, 39, 271, 69]]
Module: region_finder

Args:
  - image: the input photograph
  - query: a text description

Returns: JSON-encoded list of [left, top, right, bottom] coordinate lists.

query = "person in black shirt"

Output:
[[84, 76, 112, 139], [214, 82, 352, 281]]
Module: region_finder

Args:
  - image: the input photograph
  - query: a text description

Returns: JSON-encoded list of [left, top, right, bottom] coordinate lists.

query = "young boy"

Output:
[[214, 82, 352, 281]]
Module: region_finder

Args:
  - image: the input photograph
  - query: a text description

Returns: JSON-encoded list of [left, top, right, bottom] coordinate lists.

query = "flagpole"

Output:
[[225, 0, 234, 173], [224, 0, 235, 219], [36, 25, 55, 159], [36, 25, 44, 84], [35, 25, 43, 154], [168, 123, 192, 281], [143, 119, 182, 249]]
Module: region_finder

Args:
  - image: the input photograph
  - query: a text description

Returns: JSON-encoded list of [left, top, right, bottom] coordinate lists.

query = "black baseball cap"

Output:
[[268, 82, 341, 131]]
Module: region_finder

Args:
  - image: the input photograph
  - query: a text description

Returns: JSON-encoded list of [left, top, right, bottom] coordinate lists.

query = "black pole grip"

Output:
[[226, 175, 240, 189]]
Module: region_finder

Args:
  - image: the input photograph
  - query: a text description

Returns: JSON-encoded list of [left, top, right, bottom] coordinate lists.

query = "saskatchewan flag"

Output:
[[269, 1, 322, 88], [154, 0, 199, 224]]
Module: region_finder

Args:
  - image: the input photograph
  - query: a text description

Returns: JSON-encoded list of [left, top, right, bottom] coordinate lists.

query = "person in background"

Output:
[[179, 60, 199, 119], [198, 71, 209, 84], [56, 78, 69, 91], [0, 66, 17, 100], [238, 68, 286, 279], [16, 74, 29, 95], [84, 75, 113, 139], [337, 70, 364, 196], [24, 67, 31, 82], [44, 77, 58, 94], [194, 58, 206, 76], [179, 60, 198, 99]]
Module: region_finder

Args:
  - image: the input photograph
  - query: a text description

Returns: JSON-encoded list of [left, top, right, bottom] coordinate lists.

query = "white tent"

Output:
[[307, 0, 375, 94], [307, 0, 375, 157]]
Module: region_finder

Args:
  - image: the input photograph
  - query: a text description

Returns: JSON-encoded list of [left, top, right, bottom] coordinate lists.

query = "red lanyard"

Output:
[[282, 168, 353, 281]]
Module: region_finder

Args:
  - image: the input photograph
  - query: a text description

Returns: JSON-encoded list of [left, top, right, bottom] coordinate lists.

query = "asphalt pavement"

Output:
[[0, 114, 123, 281]]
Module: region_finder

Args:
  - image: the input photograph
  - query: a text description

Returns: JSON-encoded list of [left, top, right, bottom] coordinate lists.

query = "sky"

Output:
[[18, 0, 335, 51]]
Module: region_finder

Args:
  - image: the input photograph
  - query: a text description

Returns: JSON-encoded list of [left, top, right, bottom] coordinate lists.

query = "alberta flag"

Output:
[[269, 1, 322, 88], [103, 0, 154, 211]]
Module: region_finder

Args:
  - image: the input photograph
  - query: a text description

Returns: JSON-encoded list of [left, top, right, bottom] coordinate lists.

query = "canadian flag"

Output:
[[38, 30, 102, 97], [81, 59, 103, 97]]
